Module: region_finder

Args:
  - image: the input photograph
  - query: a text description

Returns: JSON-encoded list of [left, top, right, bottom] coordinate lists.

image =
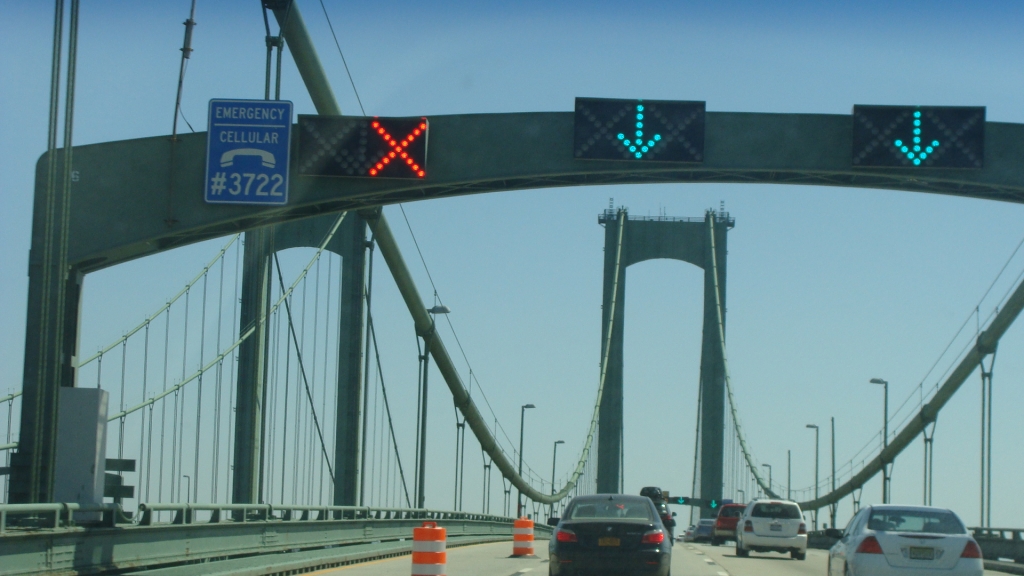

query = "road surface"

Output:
[[310, 538, 1007, 575]]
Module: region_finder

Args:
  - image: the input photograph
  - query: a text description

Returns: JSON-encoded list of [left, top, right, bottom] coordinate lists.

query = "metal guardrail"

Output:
[[972, 527, 1024, 564], [0, 502, 552, 576]]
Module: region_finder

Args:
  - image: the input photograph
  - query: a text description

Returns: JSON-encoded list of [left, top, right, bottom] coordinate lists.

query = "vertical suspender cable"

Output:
[[193, 271, 208, 502], [273, 255, 336, 486], [172, 288, 190, 502], [368, 317, 412, 507], [140, 322, 151, 501], [266, 291, 281, 501], [212, 253, 226, 502], [279, 259, 292, 504], [158, 307, 170, 505], [319, 254, 333, 504], [226, 239, 241, 498], [359, 239, 375, 505], [310, 257, 321, 502]]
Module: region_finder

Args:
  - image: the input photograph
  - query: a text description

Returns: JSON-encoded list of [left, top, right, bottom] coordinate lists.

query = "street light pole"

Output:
[[787, 450, 791, 500], [517, 403, 535, 518], [550, 440, 564, 520], [830, 417, 837, 529], [806, 424, 819, 530], [761, 463, 772, 496], [412, 305, 451, 510], [870, 378, 890, 503]]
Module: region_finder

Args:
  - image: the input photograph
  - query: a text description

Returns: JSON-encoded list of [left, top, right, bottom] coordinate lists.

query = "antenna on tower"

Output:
[[720, 200, 725, 214]]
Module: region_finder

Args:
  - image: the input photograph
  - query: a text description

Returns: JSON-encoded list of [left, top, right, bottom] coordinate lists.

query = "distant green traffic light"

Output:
[[709, 499, 719, 509]]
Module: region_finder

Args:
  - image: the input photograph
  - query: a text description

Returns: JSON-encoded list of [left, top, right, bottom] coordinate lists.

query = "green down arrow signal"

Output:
[[616, 102, 662, 159], [894, 110, 939, 166]]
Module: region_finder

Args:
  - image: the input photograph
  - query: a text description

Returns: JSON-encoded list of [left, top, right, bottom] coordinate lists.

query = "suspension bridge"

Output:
[[3, 1, 1024, 575]]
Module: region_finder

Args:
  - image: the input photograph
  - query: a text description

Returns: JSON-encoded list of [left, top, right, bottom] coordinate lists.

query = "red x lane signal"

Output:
[[369, 119, 428, 178], [296, 115, 429, 179]]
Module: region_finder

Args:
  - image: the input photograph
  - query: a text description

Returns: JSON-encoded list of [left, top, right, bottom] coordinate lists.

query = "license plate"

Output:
[[909, 547, 935, 560], [770, 525, 782, 532], [598, 537, 620, 547]]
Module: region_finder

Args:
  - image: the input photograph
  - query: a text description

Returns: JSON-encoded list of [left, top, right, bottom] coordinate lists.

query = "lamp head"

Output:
[[869, 378, 887, 385], [523, 403, 536, 410], [427, 305, 451, 314], [555, 440, 565, 445], [806, 424, 818, 429]]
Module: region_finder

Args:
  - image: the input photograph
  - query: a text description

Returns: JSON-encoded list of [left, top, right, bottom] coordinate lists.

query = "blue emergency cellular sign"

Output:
[[205, 99, 293, 205]]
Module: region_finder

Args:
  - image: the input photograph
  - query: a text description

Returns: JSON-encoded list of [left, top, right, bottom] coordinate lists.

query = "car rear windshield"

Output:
[[718, 507, 743, 518], [568, 500, 655, 521], [751, 503, 802, 519], [867, 510, 965, 534]]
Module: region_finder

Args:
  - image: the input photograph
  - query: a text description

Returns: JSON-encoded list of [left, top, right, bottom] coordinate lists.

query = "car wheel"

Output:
[[790, 550, 806, 560], [735, 543, 749, 558]]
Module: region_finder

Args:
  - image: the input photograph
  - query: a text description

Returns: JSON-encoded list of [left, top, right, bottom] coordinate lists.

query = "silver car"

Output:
[[827, 505, 982, 576]]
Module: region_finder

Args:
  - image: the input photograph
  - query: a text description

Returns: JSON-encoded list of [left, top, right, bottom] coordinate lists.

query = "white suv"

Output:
[[735, 499, 808, 560]]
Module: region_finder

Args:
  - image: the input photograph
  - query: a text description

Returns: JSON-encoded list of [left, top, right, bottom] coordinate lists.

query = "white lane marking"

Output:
[[704, 558, 715, 564], [512, 570, 533, 575], [717, 572, 729, 576]]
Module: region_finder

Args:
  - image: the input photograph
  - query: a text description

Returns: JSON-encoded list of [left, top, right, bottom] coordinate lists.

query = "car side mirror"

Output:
[[547, 517, 560, 526], [825, 528, 843, 539], [672, 512, 677, 517]]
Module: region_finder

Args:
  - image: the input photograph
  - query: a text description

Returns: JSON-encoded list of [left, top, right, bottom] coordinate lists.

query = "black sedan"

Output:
[[548, 494, 672, 576]]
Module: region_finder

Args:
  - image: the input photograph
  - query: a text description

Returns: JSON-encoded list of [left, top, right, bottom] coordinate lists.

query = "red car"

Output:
[[712, 503, 747, 545]]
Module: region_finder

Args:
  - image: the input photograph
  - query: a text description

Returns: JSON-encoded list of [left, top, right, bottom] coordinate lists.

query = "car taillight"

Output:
[[856, 536, 883, 554], [960, 540, 982, 559], [798, 523, 807, 535], [641, 530, 665, 544], [556, 529, 577, 543], [744, 520, 753, 532]]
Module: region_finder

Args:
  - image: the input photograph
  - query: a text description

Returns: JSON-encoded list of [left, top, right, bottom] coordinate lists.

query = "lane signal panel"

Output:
[[574, 97, 705, 163], [297, 115, 429, 179], [852, 105, 985, 169]]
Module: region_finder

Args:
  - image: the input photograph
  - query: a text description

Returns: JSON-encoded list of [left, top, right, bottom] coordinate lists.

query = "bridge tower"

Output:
[[231, 212, 369, 506], [597, 207, 733, 518]]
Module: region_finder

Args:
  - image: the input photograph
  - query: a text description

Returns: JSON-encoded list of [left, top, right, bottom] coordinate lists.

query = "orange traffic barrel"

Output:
[[512, 516, 535, 557], [412, 521, 447, 576]]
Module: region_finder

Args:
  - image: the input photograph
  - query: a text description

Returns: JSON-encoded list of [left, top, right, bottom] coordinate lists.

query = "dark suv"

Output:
[[639, 487, 676, 539]]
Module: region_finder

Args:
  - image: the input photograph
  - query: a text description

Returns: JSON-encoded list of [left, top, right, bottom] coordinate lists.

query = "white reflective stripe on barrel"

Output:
[[513, 527, 534, 535], [411, 564, 446, 576], [412, 540, 446, 553]]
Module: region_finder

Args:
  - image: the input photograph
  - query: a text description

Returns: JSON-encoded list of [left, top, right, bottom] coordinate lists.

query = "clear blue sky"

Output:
[[3, 1, 1024, 527]]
